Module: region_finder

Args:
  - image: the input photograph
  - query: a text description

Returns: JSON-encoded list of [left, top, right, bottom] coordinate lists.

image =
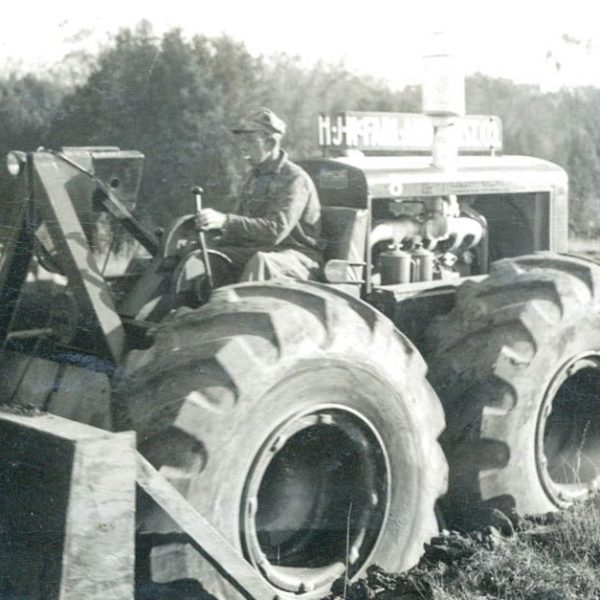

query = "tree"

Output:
[[3, 24, 600, 235]]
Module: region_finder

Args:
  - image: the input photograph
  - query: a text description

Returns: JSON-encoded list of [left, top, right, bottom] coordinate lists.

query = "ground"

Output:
[[322, 494, 600, 600]]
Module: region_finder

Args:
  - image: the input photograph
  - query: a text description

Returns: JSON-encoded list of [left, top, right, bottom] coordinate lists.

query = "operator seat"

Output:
[[320, 206, 369, 290]]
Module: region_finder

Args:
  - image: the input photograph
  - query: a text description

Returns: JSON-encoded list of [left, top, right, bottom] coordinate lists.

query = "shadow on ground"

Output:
[[136, 579, 217, 600]]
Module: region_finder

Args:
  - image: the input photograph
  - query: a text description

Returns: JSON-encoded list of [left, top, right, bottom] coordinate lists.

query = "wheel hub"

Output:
[[537, 351, 600, 507], [242, 406, 390, 595]]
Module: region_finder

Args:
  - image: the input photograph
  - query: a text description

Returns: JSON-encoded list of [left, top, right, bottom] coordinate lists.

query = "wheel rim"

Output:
[[241, 406, 390, 596], [537, 351, 600, 507]]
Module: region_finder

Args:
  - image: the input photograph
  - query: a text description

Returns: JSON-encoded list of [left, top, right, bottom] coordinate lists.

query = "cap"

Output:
[[232, 107, 287, 136]]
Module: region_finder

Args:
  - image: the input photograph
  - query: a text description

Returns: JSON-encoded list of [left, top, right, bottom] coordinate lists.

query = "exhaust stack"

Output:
[[422, 31, 465, 170]]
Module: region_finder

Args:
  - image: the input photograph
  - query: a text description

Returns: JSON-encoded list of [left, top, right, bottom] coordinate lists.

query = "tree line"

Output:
[[2, 22, 599, 235]]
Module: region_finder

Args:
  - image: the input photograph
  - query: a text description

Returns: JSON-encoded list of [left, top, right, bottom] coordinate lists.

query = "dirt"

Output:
[[323, 527, 507, 600], [0, 403, 45, 417]]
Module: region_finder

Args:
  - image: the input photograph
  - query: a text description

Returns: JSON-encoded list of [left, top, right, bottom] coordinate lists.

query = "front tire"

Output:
[[117, 281, 447, 599], [426, 253, 600, 526]]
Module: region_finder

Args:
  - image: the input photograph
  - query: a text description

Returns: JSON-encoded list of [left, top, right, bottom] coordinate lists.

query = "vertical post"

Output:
[[0, 154, 35, 350]]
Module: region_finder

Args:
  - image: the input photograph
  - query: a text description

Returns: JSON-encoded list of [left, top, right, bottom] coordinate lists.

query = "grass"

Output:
[[427, 497, 600, 599], [327, 495, 600, 600], [568, 234, 600, 257]]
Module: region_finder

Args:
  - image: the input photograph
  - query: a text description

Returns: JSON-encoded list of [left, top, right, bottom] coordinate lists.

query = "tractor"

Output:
[[1, 107, 599, 600]]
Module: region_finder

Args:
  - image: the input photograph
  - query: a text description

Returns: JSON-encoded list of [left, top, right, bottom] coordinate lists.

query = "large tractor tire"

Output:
[[117, 280, 447, 600], [426, 252, 600, 527]]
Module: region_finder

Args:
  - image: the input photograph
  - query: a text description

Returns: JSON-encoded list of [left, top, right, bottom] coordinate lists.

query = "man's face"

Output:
[[237, 132, 272, 166]]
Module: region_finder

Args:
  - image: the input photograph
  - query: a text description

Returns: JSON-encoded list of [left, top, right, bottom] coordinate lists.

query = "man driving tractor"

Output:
[[197, 107, 324, 281]]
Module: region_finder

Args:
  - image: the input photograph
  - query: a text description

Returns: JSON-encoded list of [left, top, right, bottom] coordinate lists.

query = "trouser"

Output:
[[213, 245, 323, 283]]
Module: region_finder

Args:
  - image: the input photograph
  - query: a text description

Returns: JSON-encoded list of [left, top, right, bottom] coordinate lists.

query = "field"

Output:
[[324, 495, 600, 600]]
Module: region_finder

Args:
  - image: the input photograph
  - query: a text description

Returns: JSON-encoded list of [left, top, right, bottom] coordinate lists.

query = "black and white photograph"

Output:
[[1, 2, 600, 598]]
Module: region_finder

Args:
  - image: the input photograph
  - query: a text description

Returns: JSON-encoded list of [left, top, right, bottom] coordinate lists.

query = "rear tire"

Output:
[[117, 280, 447, 599], [426, 252, 600, 526]]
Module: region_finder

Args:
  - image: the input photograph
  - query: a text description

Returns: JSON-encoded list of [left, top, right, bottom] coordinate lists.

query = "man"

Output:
[[198, 107, 323, 282]]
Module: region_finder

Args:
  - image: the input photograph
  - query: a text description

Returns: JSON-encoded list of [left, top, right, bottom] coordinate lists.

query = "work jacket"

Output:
[[222, 151, 323, 251]]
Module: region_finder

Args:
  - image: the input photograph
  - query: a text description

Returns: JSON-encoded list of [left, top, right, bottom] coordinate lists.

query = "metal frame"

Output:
[[0, 154, 36, 349], [0, 150, 161, 363]]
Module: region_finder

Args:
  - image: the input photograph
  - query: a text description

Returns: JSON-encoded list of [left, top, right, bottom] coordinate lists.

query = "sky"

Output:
[[1, 0, 600, 91]]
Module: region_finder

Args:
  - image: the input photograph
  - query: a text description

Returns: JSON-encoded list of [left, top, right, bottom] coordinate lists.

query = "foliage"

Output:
[[2, 23, 600, 234], [44, 23, 421, 228], [466, 75, 600, 232]]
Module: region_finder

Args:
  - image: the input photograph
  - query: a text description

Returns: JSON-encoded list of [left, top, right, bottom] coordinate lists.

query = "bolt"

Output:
[[370, 492, 379, 506], [270, 436, 284, 453], [318, 413, 334, 425], [256, 556, 267, 567], [247, 497, 257, 518]]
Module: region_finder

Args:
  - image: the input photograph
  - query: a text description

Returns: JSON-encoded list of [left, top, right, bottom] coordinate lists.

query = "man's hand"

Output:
[[197, 208, 227, 230]]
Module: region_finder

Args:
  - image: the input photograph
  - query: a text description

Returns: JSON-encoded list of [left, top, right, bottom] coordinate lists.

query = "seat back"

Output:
[[320, 207, 369, 282]]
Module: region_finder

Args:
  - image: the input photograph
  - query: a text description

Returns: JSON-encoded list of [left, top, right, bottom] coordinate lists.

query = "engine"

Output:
[[371, 195, 487, 285]]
